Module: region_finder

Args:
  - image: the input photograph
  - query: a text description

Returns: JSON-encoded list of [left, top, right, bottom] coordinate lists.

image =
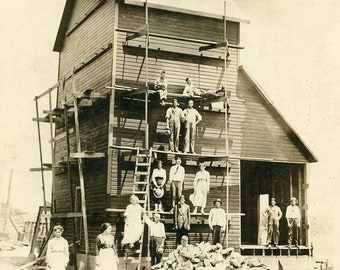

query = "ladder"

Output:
[[127, 147, 152, 270]]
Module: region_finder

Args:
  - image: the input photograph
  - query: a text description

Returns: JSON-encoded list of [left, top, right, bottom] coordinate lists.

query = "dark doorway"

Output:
[[240, 161, 304, 245]]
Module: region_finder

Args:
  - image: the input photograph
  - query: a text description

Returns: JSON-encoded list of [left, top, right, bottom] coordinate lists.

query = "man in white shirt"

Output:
[[165, 99, 183, 152], [182, 78, 220, 99], [154, 70, 168, 105], [169, 157, 185, 210], [285, 197, 301, 248], [264, 197, 282, 247], [181, 100, 202, 154], [208, 198, 226, 245], [144, 212, 166, 265]]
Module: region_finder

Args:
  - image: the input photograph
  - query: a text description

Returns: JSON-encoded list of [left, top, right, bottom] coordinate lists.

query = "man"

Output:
[[182, 78, 219, 99], [181, 100, 202, 154], [208, 198, 226, 245], [174, 195, 191, 245], [264, 197, 282, 247], [174, 235, 193, 270], [169, 157, 185, 210], [143, 212, 166, 266], [154, 70, 168, 105], [165, 99, 183, 152], [285, 197, 301, 248]]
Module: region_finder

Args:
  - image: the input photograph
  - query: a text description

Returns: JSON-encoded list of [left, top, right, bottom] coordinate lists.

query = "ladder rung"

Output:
[[135, 171, 149, 175], [134, 181, 149, 185], [136, 154, 148, 158], [133, 191, 148, 194], [136, 162, 150, 166]]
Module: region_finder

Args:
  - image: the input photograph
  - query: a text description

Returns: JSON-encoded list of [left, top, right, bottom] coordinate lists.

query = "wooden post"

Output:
[[72, 69, 90, 268], [107, 1, 119, 194], [144, 0, 149, 149], [48, 91, 55, 232], [62, 77, 78, 270], [223, 0, 229, 249], [289, 167, 293, 198], [3, 170, 13, 231], [0, 145, 6, 214], [34, 98, 49, 232]]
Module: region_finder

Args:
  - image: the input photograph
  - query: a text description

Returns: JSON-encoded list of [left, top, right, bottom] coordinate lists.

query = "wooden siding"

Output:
[[57, 0, 115, 105], [228, 70, 309, 162]]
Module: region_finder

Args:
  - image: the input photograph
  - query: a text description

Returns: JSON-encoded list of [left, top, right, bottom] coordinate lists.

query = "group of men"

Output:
[[144, 196, 228, 266], [264, 197, 301, 248], [165, 98, 202, 154], [154, 70, 224, 106], [155, 70, 228, 154]]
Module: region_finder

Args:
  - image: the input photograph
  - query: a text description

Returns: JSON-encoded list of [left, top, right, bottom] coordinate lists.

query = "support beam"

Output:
[[70, 152, 105, 158], [32, 117, 57, 123], [41, 212, 83, 219], [199, 40, 229, 52], [126, 23, 149, 41], [117, 28, 244, 49]]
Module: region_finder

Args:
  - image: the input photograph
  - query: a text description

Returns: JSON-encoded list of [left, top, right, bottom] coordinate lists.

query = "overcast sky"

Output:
[[0, 0, 339, 266]]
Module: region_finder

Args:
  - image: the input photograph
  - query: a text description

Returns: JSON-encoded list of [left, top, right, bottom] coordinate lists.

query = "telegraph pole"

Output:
[[3, 170, 13, 231]]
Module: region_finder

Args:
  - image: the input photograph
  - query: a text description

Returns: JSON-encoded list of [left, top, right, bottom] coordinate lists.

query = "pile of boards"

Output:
[[151, 242, 270, 270]]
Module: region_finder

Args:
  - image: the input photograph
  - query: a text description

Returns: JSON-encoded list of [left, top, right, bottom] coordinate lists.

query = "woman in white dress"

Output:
[[95, 223, 118, 270], [46, 224, 69, 270], [121, 194, 144, 249], [192, 163, 210, 214]]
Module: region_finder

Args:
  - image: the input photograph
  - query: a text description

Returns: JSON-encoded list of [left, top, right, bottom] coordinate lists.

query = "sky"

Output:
[[0, 0, 339, 266]]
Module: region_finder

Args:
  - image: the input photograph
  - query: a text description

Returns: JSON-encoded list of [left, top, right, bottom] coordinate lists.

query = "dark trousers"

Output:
[[212, 225, 222, 245], [176, 227, 189, 245], [267, 219, 280, 245], [150, 237, 163, 266], [288, 218, 299, 245]]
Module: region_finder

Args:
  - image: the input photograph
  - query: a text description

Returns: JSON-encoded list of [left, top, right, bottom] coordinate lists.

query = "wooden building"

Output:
[[32, 0, 317, 269]]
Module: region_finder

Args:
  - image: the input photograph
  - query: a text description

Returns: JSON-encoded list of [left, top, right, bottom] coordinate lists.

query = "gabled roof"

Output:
[[53, 0, 249, 52], [53, 0, 74, 52], [239, 66, 318, 163]]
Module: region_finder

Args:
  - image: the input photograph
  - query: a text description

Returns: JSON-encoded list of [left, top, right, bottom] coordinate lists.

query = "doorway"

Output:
[[240, 161, 304, 245]]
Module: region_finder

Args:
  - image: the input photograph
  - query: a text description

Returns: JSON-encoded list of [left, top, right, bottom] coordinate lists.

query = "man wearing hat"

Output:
[[143, 212, 166, 265], [208, 198, 226, 245], [285, 197, 301, 248], [264, 197, 282, 247]]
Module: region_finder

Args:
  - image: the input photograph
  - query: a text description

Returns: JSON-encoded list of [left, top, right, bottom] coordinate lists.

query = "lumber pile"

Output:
[[152, 242, 270, 270]]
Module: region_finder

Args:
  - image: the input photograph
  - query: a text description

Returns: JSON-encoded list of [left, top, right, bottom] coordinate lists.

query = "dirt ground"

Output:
[[0, 242, 31, 270]]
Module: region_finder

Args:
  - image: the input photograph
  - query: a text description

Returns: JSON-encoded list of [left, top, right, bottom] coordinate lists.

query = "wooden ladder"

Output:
[[128, 147, 152, 270]]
